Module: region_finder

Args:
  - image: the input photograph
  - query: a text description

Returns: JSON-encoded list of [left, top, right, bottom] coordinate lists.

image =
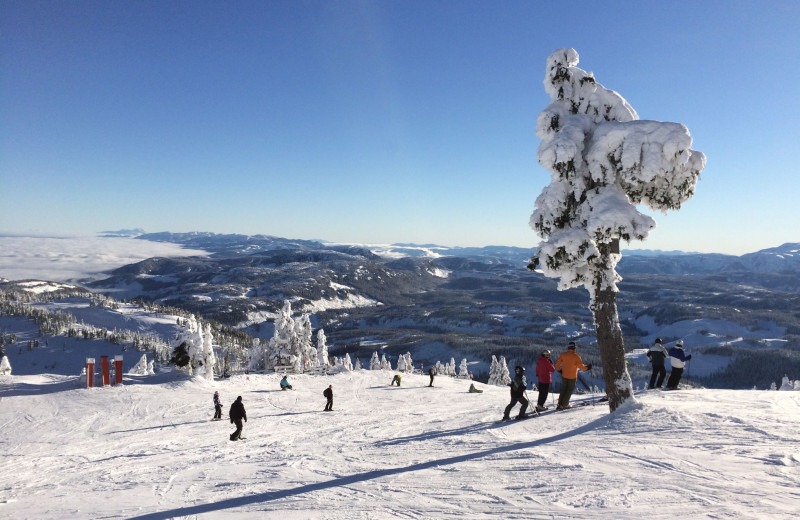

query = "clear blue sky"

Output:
[[2, 0, 798, 255]]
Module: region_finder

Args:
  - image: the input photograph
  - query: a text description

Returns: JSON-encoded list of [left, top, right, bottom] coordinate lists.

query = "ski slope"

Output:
[[1, 369, 798, 519]]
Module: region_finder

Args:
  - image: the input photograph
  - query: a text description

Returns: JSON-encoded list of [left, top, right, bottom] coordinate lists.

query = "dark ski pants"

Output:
[[537, 383, 551, 408], [429, 375, 435, 387], [558, 378, 577, 408], [667, 367, 684, 389], [214, 404, 222, 419], [324, 398, 333, 411], [649, 364, 666, 389], [503, 396, 529, 419], [230, 419, 243, 440]]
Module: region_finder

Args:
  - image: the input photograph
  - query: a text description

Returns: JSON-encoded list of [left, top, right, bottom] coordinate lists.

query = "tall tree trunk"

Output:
[[590, 258, 634, 412]]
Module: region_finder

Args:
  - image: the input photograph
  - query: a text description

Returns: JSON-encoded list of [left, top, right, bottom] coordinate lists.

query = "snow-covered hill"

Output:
[[1, 368, 798, 519]]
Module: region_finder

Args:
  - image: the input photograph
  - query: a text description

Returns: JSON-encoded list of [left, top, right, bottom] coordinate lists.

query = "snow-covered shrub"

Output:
[[0, 355, 11, 375], [369, 352, 380, 370]]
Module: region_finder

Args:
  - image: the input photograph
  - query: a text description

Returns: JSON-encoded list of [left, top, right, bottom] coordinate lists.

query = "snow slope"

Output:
[[1, 369, 798, 519]]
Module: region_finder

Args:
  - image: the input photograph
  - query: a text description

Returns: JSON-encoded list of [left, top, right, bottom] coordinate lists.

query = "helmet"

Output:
[[676, 340, 684, 346], [542, 350, 551, 357], [514, 365, 525, 373]]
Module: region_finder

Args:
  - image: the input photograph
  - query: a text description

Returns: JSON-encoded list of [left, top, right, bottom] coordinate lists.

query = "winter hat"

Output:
[[655, 338, 662, 344], [236, 396, 242, 401], [568, 341, 576, 349]]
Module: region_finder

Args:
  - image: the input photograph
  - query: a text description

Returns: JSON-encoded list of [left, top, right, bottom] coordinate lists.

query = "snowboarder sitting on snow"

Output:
[[213, 391, 222, 420], [280, 375, 293, 390], [323, 384, 334, 411], [502, 366, 529, 421], [535, 349, 556, 412], [555, 341, 592, 410], [647, 338, 669, 389], [229, 396, 247, 441], [666, 340, 692, 390], [468, 383, 483, 393], [428, 367, 436, 387], [391, 374, 402, 386]]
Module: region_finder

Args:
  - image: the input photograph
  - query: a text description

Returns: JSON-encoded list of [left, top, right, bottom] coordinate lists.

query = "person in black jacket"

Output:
[[502, 366, 529, 421], [323, 385, 333, 411], [428, 367, 436, 387], [229, 396, 247, 441], [213, 391, 222, 420], [646, 338, 669, 389]]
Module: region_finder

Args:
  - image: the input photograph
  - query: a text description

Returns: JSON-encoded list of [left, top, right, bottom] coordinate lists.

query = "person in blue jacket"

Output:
[[666, 341, 692, 389], [280, 375, 293, 390]]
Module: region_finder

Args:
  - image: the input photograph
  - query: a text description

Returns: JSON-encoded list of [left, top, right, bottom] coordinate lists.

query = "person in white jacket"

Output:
[[666, 341, 692, 390]]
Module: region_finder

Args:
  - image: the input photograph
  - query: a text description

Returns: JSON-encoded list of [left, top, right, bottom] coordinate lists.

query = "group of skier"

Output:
[[646, 338, 692, 390], [216, 337, 691, 435], [502, 340, 593, 421]]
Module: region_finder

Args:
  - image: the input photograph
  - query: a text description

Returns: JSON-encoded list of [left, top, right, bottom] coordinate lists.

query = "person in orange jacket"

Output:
[[554, 341, 592, 410]]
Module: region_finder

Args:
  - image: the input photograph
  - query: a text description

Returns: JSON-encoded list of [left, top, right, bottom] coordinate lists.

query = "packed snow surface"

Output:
[[1, 370, 798, 519]]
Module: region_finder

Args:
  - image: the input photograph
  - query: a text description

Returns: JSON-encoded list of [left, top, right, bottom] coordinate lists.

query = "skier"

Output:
[[646, 338, 669, 389], [280, 375, 293, 390], [212, 391, 222, 420], [391, 374, 402, 386], [428, 367, 436, 387], [554, 341, 592, 410], [323, 384, 334, 411], [666, 340, 692, 390], [229, 396, 247, 441], [502, 366, 529, 421], [535, 349, 556, 412]]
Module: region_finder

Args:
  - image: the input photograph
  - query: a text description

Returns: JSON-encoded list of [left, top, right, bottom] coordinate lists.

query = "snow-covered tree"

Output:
[[0, 355, 11, 375], [129, 354, 150, 375], [528, 49, 705, 411], [380, 353, 391, 371], [403, 353, 413, 373], [397, 354, 407, 373], [498, 356, 511, 385], [343, 353, 354, 371], [458, 358, 469, 379], [198, 323, 216, 380], [168, 314, 215, 378], [369, 352, 381, 370], [487, 355, 499, 385], [316, 329, 329, 368], [779, 376, 793, 391]]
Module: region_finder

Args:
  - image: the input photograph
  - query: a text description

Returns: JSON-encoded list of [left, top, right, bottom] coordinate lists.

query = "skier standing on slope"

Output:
[[535, 350, 556, 412], [229, 396, 247, 441], [428, 367, 436, 387], [555, 341, 592, 410], [666, 341, 692, 390], [213, 391, 222, 420], [323, 384, 334, 411], [502, 366, 529, 421], [647, 338, 669, 389]]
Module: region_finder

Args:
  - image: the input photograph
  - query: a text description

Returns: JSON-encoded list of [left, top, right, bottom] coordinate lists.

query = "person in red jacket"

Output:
[[554, 341, 592, 410], [535, 350, 556, 412]]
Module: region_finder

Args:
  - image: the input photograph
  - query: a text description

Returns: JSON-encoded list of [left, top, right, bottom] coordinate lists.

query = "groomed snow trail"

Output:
[[1, 370, 798, 519]]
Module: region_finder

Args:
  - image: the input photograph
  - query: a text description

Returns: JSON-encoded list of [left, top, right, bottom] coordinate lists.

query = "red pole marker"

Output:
[[101, 356, 110, 386], [114, 355, 123, 384], [86, 358, 95, 388]]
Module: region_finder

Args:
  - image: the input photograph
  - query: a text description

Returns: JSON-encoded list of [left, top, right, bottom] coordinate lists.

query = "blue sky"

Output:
[[1, 0, 798, 255]]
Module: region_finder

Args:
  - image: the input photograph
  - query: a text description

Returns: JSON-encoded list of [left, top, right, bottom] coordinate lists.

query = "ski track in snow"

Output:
[[1, 370, 799, 519]]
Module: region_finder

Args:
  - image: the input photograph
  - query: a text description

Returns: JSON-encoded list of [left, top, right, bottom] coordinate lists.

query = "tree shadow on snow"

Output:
[[126, 414, 609, 520]]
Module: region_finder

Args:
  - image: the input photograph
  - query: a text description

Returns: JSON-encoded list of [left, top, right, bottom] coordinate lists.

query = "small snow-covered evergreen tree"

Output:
[[458, 358, 470, 379], [404, 353, 413, 373], [316, 329, 329, 368], [369, 352, 381, 370], [129, 354, 149, 375], [397, 354, 407, 373], [0, 355, 11, 375], [498, 356, 511, 385], [779, 376, 793, 391], [487, 355, 500, 385], [343, 353, 354, 371], [528, 49, 705, 411], [380, 353, 391, 370]]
